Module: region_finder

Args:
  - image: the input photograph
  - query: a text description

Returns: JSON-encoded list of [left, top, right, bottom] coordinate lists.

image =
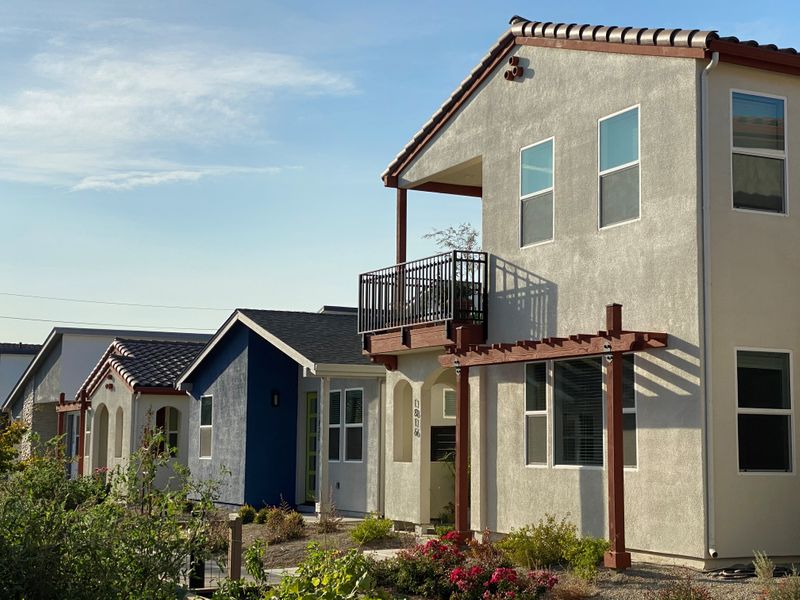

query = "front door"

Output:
[[305, 391, 318, 503]]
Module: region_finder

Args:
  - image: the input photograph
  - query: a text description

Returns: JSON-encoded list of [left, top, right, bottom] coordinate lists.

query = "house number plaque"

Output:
[[413, 398, 421, 438]]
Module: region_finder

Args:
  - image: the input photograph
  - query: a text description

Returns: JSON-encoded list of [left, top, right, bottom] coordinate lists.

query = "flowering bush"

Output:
[[451, 566, 557, 600]]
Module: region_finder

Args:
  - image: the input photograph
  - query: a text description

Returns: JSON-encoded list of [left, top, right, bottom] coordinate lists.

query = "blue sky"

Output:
[[1, 1, 797, 342]]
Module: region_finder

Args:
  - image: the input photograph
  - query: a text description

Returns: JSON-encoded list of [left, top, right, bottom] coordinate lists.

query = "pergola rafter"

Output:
[[442, 304, 669, 572]]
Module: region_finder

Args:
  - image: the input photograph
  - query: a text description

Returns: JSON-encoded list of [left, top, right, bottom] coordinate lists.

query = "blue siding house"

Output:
[[177, 307, 385, 514]]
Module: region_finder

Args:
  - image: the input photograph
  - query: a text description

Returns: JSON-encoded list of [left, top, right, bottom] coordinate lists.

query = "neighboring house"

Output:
[[1, 327, 209, 464], [358, 16, 800, 569], [0, 343, 40, 409], [176, 307, 386, 515], [61, 338, 207, 487]]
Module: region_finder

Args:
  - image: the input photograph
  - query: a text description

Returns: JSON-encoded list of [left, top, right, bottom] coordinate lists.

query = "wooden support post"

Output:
[[455, 363, 470, 533], [228, 513, 243, 581], [56, 392, 65, 435], [396, 188, 407, 265], [604, 303, 631, 570], [77, 390, 87, 476], [316, 377, 331, 519]]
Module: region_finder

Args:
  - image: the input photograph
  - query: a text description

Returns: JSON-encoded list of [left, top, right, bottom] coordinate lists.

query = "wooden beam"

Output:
[[396, 188, 407, 265], [604, 304, 631, 571], [410, 182, 482, 197], [711, 39, 800, 77], [439, 331, 667, 368], [455, 364, 470, 533]]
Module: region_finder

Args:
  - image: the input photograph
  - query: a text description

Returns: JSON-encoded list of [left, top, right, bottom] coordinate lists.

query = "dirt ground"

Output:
[[240, 519, 416, 569]]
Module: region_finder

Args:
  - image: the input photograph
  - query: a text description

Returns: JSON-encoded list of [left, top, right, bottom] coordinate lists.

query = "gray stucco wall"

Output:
[[705, 63, 800, 560], [396, 45, 707, 560]]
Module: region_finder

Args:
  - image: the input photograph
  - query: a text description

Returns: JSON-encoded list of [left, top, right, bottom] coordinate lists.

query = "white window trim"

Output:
[[329, 389, 342, 462], [519, 136, 555, 248], [524, 361, 549, 468], [443, 388, 456, 419], [621, 354, 639, 472], [343, 387, 364, 464], [551, 356, 606, 471], [199, 394, 213, 460], [734, 346, 795, 476], [729, 89, 789, 217], [597, 104, 641, 231]]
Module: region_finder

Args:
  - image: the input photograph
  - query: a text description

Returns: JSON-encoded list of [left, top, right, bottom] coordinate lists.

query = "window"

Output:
[[329, 390, 341, 461], [431, 426, 456, 461], [156, 406, 180, 457], [199, 395, 212, 459], [525, 362, 547, 465], [344, 389, 363, 462], [554, 358, 603, 466], [731, 92, 786, 213], [599, 107, 640, 228], [443, 389, 456, 419], [622, 354, 637, 468], [114, 407, 124, 459], [737, 350, 792, 472], [520, 138, 554, 246], [84, 410, 92, 458]]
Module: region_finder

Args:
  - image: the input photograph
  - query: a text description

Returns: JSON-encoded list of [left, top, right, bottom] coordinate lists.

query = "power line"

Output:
[[0, 291, 231, 311], [0, 314, 216, 332]]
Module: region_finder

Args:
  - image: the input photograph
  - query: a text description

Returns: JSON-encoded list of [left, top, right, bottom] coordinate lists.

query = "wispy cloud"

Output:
[[71, 165, 292, 191], [0, 20, 356, 189]]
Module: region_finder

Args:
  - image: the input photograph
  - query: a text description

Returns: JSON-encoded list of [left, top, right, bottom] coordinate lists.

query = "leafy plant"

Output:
[[760, 573, 800, 600], [755, 550, 776, 582], [255, 502, 305, 543], [434, 524, 455, 536], [644, 577, 713, 600], [239, 504, 257, 524], [317, 489, 343, 533], [372, 535, 464, 599], [563, 536, 610, 579], [0, 419, 26, 473], [273, 544, 374, 600], [497, 514, 577, 569], [351, 514, 393, 545]]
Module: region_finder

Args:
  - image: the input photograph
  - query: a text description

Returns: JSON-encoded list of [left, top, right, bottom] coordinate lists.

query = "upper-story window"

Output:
[[599, 106, 640, 228], [731, 91, 786, 214], [520, 138, 554, 247], [199, 395, 212, 459]]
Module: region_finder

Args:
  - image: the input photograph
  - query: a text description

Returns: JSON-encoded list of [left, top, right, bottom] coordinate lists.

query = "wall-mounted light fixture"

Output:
[[454, 359, 462, 376], [271, 390, 280, 407]]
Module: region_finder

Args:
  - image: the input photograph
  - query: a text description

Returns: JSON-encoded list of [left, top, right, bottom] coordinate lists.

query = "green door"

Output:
[[305, 392, 318, 503]]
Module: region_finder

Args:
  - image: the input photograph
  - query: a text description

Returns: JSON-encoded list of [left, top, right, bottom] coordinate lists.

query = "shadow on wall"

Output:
[[490, 257, 558, 341]]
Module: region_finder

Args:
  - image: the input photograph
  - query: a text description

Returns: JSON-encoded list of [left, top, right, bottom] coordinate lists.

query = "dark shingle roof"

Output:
[[0, 343, 40, 355], [109, 338, 207, 389], [238, 309, 369, 366]]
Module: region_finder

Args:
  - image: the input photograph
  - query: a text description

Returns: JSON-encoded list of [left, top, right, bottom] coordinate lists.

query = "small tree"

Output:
[[0, 419, 26, 473], [423, 223, 480, 251]]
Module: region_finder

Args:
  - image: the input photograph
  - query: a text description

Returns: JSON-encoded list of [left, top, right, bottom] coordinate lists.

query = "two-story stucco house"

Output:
[[357, 16, 800, 569], [61, 338, 207, 489], [176, 307, 386, 515]]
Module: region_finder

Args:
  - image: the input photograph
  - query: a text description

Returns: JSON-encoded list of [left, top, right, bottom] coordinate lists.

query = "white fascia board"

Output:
[[309, 363, 386, 379]]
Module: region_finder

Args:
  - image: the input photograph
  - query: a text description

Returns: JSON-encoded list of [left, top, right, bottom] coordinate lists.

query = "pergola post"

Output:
[[604, 303, 631, 570], [396, 188, 407, 265], [77, 390, 87, 476], [454, 362, 470, 533]]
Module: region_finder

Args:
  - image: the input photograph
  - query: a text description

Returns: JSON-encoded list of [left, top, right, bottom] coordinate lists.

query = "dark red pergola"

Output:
[[439, 304, 668, 571]]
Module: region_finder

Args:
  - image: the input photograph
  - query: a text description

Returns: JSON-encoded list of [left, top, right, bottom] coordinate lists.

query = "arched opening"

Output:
[[95, 405, 109, 470], [155, 406, 180, 457], [393, 380, 413, 463], [114, 407, 124, 458]]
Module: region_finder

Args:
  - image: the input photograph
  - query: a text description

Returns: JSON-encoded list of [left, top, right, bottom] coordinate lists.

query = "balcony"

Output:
[[358, 250, 488, 336]]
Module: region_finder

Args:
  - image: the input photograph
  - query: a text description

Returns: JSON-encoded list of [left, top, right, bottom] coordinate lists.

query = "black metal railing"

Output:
[[358, 250, 488, 334]]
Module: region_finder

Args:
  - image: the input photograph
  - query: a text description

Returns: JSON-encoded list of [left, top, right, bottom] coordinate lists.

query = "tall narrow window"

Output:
[[554, 358, 603, 467], [199, 395, 212, 459], [732, 92, 786, 213], [599, 107, 640, 228], [622, 355, 637, 468], [520, 138, 554, 246], [443, 389, 456, 419], [84, 410, 92, 459], [329, 390, 341, 461], [344, 389, 363, 462], [525, 362, 547, 465], [114, 407, 124, 458], [737, 350, 792, 472], [156, 406, 180, 457]]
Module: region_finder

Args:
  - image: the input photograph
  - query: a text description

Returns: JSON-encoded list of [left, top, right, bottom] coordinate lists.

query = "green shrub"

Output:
[[754, 550, 776, 582], [253, 503, 306, 543], [644, 577, 713, 600], [563, 536, 610, 579], [239, 504, 257, 524], [762, 574, 800, 600], [274, 543, 374, 600], [435, 524, 455, 537], [372, 536, 464, 600], [213, 541, 268, 600], [497, 514, 577, 569], [254, 506, 270, 524], [351, 514, 393, 545]]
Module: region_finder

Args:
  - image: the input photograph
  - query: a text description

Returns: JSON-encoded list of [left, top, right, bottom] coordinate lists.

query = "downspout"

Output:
[[378, 377, 385, 516], [700, 50, 719, 560]]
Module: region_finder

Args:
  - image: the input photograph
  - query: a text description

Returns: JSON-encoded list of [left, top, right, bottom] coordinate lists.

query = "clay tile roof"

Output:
[[382, 16, 799, 184], [105, 338, 206, 391]]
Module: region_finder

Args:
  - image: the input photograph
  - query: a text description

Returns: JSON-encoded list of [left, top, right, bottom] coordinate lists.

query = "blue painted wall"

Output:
[[244, 329, 298, 507]]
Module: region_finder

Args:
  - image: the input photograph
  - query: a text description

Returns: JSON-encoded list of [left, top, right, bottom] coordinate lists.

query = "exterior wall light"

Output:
[[271, 390, 280, 407], [454, 359, 462, 376]]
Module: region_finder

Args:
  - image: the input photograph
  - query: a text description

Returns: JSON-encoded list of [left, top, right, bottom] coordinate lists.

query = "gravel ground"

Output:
[[561, 564, 765, 599]]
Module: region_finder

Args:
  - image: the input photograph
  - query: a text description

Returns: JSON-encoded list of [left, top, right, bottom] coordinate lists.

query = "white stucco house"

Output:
[[356, 16, 800, 569]]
